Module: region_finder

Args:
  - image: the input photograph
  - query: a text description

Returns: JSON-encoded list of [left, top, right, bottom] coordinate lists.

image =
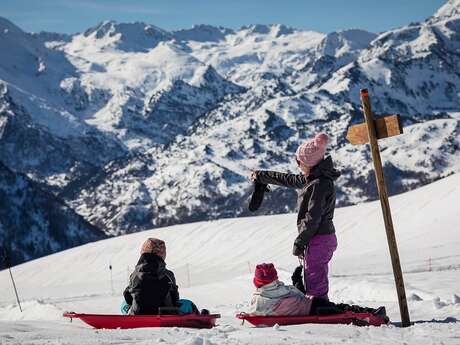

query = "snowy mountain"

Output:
[[81, 21, 172, 52], [0, 173, 459, 344], [320, 6, 460, 115], [0, 1, 459, 244], [173, 25, 235, 42], [0, 161, 106, 265]]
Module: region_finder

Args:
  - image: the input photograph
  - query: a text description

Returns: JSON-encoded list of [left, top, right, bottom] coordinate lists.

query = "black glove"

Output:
[[292, 242, 304, 257], [248, 182, 270, 212], [123, 286, 133, 305], [291, 265, 305, 294]]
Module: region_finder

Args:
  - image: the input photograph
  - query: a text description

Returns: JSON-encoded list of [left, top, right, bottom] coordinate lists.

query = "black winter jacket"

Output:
[[255, 156, 340, 256], [124, 253, 179, 315]]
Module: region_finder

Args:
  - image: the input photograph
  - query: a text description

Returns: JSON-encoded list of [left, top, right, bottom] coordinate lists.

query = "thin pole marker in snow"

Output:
[[347, 89, 410, 327], [2, 249, 22, 312], [187, 263, 191, 288], [109, 264, 114, 295]]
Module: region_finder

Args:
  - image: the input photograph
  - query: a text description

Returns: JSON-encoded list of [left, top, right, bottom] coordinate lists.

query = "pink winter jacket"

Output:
[[248, 280, 313, 316]]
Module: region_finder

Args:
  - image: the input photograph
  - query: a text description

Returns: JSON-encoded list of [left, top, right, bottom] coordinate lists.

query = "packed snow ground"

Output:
[[0, 174, 459, 344]]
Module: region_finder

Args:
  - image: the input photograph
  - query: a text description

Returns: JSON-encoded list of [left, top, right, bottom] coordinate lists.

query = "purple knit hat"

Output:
[[295, 133, 329, 167]]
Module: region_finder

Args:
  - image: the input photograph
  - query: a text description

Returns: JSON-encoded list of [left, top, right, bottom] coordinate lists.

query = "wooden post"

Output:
[[360, 89, 411, 327]]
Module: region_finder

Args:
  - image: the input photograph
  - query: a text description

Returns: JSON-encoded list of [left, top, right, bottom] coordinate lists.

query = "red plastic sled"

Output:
[[236, 311, 388, 327], [63, 312, 221, 329]]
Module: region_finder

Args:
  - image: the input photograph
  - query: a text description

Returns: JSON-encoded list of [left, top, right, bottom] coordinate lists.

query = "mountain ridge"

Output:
[[0, 0, 459, 258]]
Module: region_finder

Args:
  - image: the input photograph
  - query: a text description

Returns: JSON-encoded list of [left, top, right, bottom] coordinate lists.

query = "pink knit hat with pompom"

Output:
[[295, 133, 329, 167]]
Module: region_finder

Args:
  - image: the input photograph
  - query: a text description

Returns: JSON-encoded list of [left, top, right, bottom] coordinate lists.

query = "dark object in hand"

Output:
[[291, 265, 305, 294], [248, 182, 270, 212], [292, 243, 304, 257]]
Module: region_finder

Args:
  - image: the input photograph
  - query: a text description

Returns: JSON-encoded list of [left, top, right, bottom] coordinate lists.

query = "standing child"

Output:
[[250, 133, 340, 301]]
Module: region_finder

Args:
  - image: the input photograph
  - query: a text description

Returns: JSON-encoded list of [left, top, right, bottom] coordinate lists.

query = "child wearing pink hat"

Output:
[[248, 263, 388, 321], [249, 263, 313, 316], [250, 133, 340, 301]]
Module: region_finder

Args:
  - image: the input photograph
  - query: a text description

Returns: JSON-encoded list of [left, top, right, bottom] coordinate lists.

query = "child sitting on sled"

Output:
[[248, 263, 312, 316], [248, 263, 387, 319], [122, 238, 201, 315]]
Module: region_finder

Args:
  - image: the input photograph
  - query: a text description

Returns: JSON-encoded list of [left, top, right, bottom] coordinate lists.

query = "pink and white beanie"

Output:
[[295, 133, 329, 167]]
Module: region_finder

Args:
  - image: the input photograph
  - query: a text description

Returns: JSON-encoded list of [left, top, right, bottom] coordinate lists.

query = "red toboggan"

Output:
[[236, 311, 389, 327], [63, 312, 220, 329]]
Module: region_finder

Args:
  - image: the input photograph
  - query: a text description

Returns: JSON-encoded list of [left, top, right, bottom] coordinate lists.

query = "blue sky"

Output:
[[1, 0, 447, 34]]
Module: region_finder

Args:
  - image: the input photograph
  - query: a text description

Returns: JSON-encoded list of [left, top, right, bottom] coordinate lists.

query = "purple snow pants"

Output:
[[303, 233, 337, 300]]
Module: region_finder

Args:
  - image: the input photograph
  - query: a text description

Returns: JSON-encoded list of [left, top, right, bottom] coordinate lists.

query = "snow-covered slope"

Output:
[[0, 173, 459, 344], [1, 1, 460, 246]]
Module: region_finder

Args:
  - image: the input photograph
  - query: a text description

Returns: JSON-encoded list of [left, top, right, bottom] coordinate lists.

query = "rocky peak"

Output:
[[240, 24, 295, 37], [173, 24, 234, 42], [81, 20, 172, 51], [429, 0, 460, 22]]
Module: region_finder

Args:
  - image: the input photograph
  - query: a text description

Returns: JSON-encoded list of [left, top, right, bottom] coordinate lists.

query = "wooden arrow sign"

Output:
[[347, 114, 403, 145]]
